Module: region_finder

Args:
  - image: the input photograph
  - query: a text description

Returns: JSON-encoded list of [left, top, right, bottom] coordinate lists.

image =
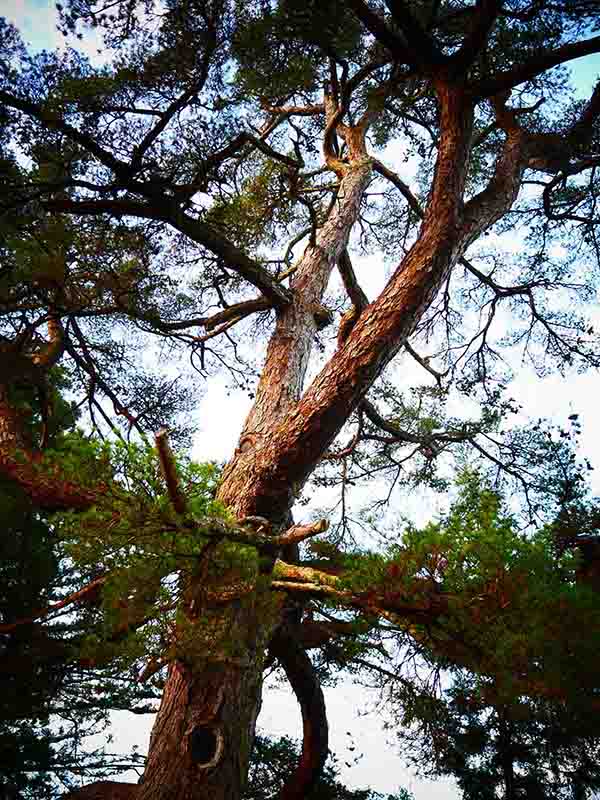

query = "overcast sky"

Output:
[[3, 2, 600, 796]]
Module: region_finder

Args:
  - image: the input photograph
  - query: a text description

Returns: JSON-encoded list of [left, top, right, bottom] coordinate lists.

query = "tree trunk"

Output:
[[136, 130, 375, 800], [219, 155, 374, 518], [137, 660, 264, 800], [498, 714, 516, 800]]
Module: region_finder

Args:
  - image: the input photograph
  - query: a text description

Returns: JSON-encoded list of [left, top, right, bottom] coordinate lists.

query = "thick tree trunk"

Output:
[[137, 660, 264, 800], [136, 131, 374, 800], [135, 530, 283, 800]]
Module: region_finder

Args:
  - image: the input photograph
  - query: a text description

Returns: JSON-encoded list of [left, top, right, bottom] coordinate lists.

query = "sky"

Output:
[[3, 1, 600, 797]]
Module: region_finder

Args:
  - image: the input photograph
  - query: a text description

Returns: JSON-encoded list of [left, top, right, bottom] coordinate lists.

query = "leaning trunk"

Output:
[[136, 87, 481, 800], [137, 142, 374, 800]]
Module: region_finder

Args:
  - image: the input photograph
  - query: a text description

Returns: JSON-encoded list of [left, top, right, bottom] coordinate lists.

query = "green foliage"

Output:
[[232, 0, 361, 99], [0, 390, 151, 796], [50, 436, 233, 666], [329, 471, 600, 700]]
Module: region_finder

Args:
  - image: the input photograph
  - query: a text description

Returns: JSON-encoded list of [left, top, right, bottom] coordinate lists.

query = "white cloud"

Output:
[[1, 0, 60, 51]]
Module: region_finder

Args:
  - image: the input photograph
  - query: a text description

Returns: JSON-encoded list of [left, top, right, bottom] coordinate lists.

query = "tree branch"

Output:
[[270, 624, 329, 800], [473, 35, 600, 99], [0, 575, 107, 634], [155, 429, 187, 515], [0, 90, 131, 178], [448, 0, 502, 75], [384, 0, 446, 67], [461, 102, 527, 245], [345, 0, 411, 61], [201, 297, 273, 332], [0, 448, 106, 511], [47, 198, 293, 309], [337, 248, 369, 310]]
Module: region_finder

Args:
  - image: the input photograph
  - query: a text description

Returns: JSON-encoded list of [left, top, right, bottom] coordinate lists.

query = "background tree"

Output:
[[370, 476, 600, 800], [2, 1, 600, 799], [398, 684, 600, 800], [0, 375, 155, 797]]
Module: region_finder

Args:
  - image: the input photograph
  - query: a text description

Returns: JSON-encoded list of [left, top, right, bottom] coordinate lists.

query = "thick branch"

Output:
[[461, 111, 526, 245], [473, 35, 600, 99], [0, 575, 107, 635], [48, 198, 292, 308], [155, 429, 187, 515], [202, 297, 273, 332], [271, 561, 448, 621], [384, 0, 446, 67], [337, 248, 369, 310], [270, 625, 328, 800], [169, 212, 293, 308], [345, 0, 411, 60], [373, 159, 424, 219], [0, 448, 105, 511], [448, 0, 501, 75]]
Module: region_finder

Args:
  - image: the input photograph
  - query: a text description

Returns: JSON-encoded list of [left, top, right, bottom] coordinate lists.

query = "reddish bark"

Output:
[[62, 782, 138, 800]]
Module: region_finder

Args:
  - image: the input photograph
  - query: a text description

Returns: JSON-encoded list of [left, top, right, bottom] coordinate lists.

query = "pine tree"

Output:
[[2, 2, 600, 798]]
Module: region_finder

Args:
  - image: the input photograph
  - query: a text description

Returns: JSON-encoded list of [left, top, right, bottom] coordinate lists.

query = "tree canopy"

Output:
[[2, 1, 600, 799]]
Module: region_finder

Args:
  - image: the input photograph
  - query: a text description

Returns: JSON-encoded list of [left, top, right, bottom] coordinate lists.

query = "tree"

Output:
[[2, 1, 600, 798], [399, 684, 600, 800], [378, 477, 600, 800], [0, 376, 152, 797]]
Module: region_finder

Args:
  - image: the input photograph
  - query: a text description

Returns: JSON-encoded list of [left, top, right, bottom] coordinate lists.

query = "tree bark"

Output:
[[270, 624, 328, 800], [62, 782, 138, 800], [220, 154, 373, 519], [135, 122, 375, 800], [137, 659, 264, 800]]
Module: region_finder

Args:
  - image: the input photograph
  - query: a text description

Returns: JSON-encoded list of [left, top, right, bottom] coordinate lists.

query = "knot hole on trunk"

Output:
[[188, 723, 224, 769]]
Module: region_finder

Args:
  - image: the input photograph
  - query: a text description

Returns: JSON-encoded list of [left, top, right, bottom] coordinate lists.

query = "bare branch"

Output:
[[0, 576, 107, 634], [155, 429, 187, 515]]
